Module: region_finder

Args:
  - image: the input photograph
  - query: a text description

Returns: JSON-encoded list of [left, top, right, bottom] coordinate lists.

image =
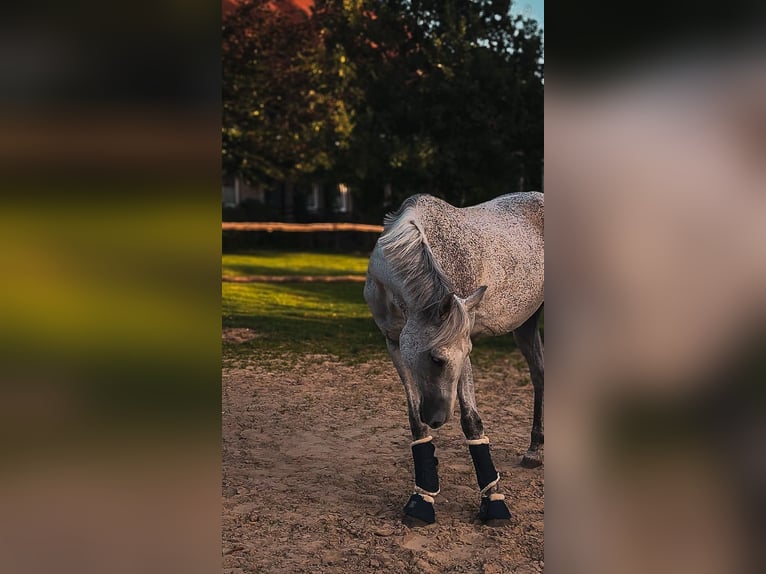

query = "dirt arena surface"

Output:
[[222, 346, 544, 573]]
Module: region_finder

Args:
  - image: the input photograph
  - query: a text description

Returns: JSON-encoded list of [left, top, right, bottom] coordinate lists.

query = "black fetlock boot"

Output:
[[403, 436, 439, 526], [467, 436, 511, 524]]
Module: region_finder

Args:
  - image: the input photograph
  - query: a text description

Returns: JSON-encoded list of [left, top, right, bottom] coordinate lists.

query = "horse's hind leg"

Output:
[[513, 306, 544, 468], [386, 340, 440, 526], [458, 356, 512, 524]]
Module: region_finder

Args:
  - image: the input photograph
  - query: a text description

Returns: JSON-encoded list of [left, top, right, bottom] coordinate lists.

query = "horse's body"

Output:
[[366, 192, 544, 340], [364, 192, 544, 525]]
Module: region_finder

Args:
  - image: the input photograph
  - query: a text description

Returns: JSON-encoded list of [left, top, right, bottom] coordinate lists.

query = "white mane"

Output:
[[378, 199, 472, 346]]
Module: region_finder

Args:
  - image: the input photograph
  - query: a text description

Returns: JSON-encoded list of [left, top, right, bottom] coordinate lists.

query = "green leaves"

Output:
[[223, 0, 543, 219], [223, 0, 355, 184]]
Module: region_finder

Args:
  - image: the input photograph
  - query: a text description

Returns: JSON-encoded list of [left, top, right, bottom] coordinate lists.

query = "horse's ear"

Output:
[[438, 291, 456, 320], [462, 286, 487, 312]]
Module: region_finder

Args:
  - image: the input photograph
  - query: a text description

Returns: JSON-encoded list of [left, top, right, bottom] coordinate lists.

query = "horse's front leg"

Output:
[[458, 356, 512, 524], [386, 339, 440, 526]]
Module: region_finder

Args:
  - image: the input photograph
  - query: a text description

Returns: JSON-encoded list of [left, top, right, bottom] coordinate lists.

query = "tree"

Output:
[[329, 0, 544, 221], [222, 0, 355, 188], [222, 0, 544, 222]]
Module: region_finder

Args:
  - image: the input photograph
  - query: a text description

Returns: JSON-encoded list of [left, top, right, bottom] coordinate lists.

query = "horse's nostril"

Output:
[[421, 400, 449, 429], [426, 411, 446, 428]]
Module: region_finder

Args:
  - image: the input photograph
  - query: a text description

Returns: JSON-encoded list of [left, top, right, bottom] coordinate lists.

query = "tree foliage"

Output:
[[222, 0, 543, 221], [222, 0, 355, 184]]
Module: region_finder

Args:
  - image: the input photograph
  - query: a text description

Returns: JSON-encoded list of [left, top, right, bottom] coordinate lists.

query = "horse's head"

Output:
[[399, 286, 487, 429]]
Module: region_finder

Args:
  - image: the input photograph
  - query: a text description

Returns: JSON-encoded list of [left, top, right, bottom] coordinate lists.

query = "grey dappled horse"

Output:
[[364, 192, 544, 525]]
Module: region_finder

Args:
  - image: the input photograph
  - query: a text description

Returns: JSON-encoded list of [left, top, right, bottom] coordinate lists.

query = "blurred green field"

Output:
[[221, 251, 528, 363], [0, 195, 222, 452]]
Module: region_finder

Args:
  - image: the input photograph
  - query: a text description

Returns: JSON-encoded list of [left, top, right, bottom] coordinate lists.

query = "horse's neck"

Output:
[[419, 220, 480, 298]]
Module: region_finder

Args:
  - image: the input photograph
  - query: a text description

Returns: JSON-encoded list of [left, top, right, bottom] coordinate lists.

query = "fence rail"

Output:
[[222, 222, 383, 233], [223, 274, 366, 283]]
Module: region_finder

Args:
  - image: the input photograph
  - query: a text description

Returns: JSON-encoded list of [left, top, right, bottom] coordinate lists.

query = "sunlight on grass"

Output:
[[223, 282, 370, 321], [222, 251, 369, 278], [222, 280, 384, 359], [221, 251, 381, 359]]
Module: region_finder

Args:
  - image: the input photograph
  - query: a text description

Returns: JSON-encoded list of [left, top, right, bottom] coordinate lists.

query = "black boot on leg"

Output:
[[467, 436, 511, 524], [403, 436, 439, 526]]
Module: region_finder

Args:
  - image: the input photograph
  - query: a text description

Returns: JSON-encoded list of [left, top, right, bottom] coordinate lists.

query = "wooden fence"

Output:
[[222, 221, 383, 251], [222, 222, 383, 233]]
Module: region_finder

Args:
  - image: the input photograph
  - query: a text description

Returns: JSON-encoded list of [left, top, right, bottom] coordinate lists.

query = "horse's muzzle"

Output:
[[420, 398, 451, 429]]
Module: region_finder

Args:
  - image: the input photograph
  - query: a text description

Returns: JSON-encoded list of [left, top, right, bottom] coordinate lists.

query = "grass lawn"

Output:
[[222, 251, 526, 363], [222, 251, 369, 278], [222, 251, 382, 361], [223, 280, 383, 360]]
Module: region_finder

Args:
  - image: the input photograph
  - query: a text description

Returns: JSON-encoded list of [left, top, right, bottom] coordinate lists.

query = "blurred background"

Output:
[[0, 2, 221, 573], [546, 1, 766, 573]]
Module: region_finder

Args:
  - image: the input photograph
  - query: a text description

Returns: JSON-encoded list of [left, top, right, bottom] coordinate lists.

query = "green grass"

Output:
[[222, 281, 384, 360], [222, 251, 383, 361], [221, 251, 536, 364], [222, 251, 369, 278]]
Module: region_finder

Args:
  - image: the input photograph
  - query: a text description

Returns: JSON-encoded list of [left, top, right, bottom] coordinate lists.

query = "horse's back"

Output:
[[472, 192, 544, 236], [421, 192, 543, 277], [366, 192, 544, 338], [435, 192, 544, 335]]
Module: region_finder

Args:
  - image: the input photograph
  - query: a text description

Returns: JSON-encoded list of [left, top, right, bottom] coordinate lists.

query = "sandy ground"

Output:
[[222, 342, 543, 573]]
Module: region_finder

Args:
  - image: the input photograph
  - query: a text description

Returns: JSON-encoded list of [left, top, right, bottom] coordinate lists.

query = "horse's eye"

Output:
[[430, 353, 446, 367]]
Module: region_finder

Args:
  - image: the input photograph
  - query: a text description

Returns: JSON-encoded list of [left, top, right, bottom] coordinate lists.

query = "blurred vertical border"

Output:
[[0, 2, 222, 573], [546, 1, 766, 573]]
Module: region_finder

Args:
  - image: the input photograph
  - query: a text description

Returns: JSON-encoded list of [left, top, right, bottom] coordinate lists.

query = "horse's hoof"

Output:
[[479, 496, 511, 524], [402, 515, 436, 528], [520, 452, 543, 468], [403, 493, 436, 525]]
